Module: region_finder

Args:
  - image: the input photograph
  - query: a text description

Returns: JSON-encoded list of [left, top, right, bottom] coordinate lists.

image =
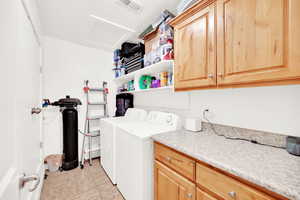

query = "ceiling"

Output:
[[39, 0, 181, 51]]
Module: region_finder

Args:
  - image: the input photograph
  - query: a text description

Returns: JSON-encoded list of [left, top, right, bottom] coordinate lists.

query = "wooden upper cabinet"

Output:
[[171, 0, 300, 90], [155, 161, 196, 200], [171, 2, 217, 91], [216, 0, 300, 86]]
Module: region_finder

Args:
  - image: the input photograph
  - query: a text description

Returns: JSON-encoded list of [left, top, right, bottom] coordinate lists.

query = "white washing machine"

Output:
[[115, 111, 181, 200], [100, 108, 147, 184]]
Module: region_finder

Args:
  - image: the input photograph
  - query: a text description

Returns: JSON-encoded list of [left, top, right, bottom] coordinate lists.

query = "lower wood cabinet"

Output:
[[154, 161, 196, 200], [154, 142, 195, 181], [197, 188, 217, 200], [196, 163, 276, 200], [154, 142, 287, 200]]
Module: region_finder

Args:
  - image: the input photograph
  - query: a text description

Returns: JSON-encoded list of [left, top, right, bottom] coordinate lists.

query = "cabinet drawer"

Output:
[[155, 143, 195, 181], [197, 188, 218, 200], [155, 161, 196, 200], [196, 163, 276, 200]]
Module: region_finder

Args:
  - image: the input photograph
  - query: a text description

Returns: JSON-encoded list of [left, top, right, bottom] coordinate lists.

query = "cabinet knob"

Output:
[[166, 156, 171, 162], [228, 191, 236, 198], [186, 193, 193, 198], [208, 74, 214, 79], [218, 73, 224, 78]]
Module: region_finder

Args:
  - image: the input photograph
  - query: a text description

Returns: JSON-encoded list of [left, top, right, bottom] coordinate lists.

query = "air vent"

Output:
[[116, 0, 142, 13]]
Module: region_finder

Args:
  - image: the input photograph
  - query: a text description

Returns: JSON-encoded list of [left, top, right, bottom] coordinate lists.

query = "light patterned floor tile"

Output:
[[41, 159, 124, 200]]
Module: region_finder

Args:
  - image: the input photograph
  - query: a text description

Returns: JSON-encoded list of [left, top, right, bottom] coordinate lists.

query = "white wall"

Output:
[[0, 0, 18, 185], [43, 36, 115, 157], [134, 85, 300, 137]]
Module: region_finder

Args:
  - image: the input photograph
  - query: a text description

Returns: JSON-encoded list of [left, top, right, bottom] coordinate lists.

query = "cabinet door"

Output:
[[155, 161, 196, 200], [173, 3, 217, 90], [217, 0, 300, 86], [197, 188, 218, 200]]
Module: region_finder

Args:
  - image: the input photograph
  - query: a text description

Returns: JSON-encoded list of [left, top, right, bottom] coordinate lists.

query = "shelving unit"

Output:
[[118, 85, 173, 94], [114, 60, 174, 94]]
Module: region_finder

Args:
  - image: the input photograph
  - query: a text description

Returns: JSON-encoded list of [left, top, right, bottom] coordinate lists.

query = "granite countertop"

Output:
[[152, 130, 300, 200]]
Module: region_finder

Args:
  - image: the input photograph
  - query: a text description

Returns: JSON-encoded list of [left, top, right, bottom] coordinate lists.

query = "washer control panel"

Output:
[[147, 111, 180, 128]]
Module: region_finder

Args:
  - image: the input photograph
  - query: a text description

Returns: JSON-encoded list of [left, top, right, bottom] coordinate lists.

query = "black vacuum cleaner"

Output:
[[45, 96, 82, 170]]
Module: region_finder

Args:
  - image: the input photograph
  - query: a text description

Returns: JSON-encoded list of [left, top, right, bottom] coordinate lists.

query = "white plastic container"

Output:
[[184, 118, 202, 132]]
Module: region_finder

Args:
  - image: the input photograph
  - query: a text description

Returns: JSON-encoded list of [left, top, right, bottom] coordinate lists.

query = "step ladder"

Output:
[[79, 80, 108, 169]]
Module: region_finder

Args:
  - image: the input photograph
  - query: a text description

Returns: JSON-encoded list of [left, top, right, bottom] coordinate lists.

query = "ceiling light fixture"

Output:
[[89, 14, 136, 33]]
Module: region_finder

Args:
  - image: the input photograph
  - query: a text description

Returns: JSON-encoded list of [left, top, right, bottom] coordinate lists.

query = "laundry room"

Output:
[[1, 0, 300, 200]]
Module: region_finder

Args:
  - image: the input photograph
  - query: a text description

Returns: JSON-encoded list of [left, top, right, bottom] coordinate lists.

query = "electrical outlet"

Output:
[[202, 106, 214, 121], [202, 106, 210, 113]]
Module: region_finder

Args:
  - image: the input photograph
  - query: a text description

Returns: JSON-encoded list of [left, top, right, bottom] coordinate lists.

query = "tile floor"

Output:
[[41, 159, 124, 200]]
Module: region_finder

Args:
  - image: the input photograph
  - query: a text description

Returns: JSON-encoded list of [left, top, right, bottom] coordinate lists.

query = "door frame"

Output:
[[19, 1, 45, 199]]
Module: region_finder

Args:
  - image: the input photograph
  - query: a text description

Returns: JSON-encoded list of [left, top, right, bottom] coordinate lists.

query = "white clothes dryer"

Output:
[[115, 111, 181, 200], [100, 108, 147, 184]]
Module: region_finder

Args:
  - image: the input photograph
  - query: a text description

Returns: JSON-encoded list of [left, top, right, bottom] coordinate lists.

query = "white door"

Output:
[[0, 0, 43, 200], [0, 0, 20, 199]]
